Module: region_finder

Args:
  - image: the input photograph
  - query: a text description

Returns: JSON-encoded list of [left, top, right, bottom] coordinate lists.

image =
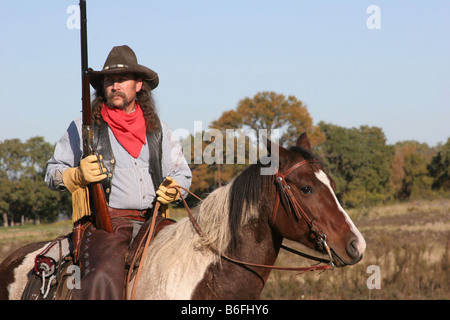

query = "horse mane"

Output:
[[228, 163, 273, 248], [226, 145, 321, 236], [145, 162, 274, 272], [288, 145, 321, 163]]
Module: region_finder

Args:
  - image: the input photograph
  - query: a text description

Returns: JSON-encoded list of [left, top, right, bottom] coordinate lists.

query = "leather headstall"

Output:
[[272, 160, 335, 267]]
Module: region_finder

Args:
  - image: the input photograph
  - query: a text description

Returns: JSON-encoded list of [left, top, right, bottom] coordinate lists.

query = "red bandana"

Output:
[[101, 103, 147, 158]]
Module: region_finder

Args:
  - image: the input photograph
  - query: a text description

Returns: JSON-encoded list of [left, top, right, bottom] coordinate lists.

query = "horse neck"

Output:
[[191, 207, 283, 299], [229, 171, 284, 263], [224, 203, 284, 282], [193, 175, 284, 298]]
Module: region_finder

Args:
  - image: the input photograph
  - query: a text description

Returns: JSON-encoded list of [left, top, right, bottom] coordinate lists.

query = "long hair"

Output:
[[92, 79, 160, 132]]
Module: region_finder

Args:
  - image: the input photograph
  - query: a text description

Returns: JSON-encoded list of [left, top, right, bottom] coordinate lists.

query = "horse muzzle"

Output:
[[331, 237, 366, 267]]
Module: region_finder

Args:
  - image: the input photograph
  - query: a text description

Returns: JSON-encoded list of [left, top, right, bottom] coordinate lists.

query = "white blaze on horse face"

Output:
[[314, 170, 366, 254]]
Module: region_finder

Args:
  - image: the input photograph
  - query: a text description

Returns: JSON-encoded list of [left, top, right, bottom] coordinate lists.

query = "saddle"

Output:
[[21, 216, 175, 300]]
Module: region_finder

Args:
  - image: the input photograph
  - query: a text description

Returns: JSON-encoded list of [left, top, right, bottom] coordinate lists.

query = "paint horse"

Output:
[[0, 133, 365, 299]]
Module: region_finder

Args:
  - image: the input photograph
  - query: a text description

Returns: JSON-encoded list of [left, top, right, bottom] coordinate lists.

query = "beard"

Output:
[[106, 91, 132, 110]]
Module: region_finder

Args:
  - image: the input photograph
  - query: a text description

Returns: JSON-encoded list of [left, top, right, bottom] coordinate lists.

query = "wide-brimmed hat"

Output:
[[89, 45, 159, 92]]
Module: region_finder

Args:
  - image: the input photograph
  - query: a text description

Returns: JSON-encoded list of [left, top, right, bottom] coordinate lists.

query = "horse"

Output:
[[0, 133, 366, 300]]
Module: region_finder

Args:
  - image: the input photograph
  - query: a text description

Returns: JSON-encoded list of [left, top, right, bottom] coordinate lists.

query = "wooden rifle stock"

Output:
[[89, 183, 113, 232], [80, 0, 113, 233]]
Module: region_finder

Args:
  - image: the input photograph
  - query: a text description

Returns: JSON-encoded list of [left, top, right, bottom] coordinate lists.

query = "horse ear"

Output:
[[265, 138, 289, 167], [266, 138, 287, 155], [296, 132, 311, 150]]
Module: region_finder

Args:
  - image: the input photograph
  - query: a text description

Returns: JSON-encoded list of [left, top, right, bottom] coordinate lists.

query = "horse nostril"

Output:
[[346, 240, 360, 260]]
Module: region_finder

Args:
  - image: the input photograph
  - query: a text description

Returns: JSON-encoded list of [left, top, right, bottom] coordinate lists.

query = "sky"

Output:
[[1, 0, 449, 147]]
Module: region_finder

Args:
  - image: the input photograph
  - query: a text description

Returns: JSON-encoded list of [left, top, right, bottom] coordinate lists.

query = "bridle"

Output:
[[272, 160, 335, 268]]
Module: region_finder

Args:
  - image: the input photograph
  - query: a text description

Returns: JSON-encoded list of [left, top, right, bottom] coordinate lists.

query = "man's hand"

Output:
[[63, 155, 107, 193], [156, 177, 181, 204]]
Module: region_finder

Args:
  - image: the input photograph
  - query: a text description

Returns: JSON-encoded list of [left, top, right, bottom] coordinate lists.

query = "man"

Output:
[[45, 45, 192, 299]]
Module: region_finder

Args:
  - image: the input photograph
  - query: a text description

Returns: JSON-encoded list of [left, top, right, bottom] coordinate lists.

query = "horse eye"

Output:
[[300, 186, 314, 194]]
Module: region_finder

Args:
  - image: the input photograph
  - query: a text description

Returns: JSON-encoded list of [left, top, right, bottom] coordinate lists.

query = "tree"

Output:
[[181, 132, 250, 206], [316, 122, 393, 207], [391, 141, 434, 200], [0, 171, 13, 226], [22, 137, 61, 223], [0, 138, 26, 225], [0, 137, 71, 226], [427, 138, 450, 192], [202, 91, 325, 199], [0, 138, 25, 181], [211, 91, 325, 148]]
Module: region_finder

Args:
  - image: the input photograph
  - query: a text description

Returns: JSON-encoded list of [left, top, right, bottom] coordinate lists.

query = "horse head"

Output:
[[268, 133, 366, 267]]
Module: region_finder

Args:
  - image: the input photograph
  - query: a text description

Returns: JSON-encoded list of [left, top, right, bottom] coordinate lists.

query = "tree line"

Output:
[[0, 137, 71, 226], [188, 91, 449, 208], [1, 91, 448, 226]]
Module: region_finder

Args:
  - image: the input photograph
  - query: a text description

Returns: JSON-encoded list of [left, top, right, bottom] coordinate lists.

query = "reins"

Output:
[[127, 201, 160, 300], [176, 185, 333, 274], [127, 164, 335, 299]]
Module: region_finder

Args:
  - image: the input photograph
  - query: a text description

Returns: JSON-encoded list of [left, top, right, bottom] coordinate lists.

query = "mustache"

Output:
[[107, 91, 127, 99], [106, 91, 130, 109]]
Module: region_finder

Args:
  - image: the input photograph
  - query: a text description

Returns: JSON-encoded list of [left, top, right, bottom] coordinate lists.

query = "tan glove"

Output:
[[156, 177, 181, 204], [63, 155, 107, 193]]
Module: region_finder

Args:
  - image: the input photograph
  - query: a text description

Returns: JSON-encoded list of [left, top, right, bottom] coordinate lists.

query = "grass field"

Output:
[[0, 220, 73, 263], [262, 199, 450, 300], [1, 199, 449, 300]]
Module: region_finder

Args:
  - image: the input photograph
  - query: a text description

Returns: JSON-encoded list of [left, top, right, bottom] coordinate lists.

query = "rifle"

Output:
[[79, 0, 113, 233]]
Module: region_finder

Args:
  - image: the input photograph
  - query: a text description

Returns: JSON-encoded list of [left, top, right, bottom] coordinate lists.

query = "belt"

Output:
[[108, 207, 151, 221]]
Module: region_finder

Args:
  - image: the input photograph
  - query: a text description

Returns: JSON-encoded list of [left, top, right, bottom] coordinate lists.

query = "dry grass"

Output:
[[1, 200, 449, 300], [174, 199, 450, 299], [348, 199, 450, 220], [0, 220, 72, 262]]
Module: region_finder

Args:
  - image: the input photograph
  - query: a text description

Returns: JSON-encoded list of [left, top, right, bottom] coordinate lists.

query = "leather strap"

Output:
[[127, 202, 160, 300], [108, 207, 149, 221], [272, 160, 335, 266], [175, 186, 333, 274]]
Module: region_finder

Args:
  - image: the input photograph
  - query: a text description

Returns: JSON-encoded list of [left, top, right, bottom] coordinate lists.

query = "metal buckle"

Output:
[[317, 235, 335, 270]]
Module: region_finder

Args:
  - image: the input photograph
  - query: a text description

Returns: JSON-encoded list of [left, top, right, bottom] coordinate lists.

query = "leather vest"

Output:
[[93, 119, 163, 204]]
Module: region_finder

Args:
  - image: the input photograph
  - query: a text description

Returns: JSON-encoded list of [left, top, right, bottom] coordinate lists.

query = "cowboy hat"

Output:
[[89, 45, 159, 92]]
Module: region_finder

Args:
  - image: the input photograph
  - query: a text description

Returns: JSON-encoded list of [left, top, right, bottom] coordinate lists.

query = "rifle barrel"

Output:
[[80, 0, 88, 73], [80, 0, 92, 152], [78, 0, 113, 233]]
